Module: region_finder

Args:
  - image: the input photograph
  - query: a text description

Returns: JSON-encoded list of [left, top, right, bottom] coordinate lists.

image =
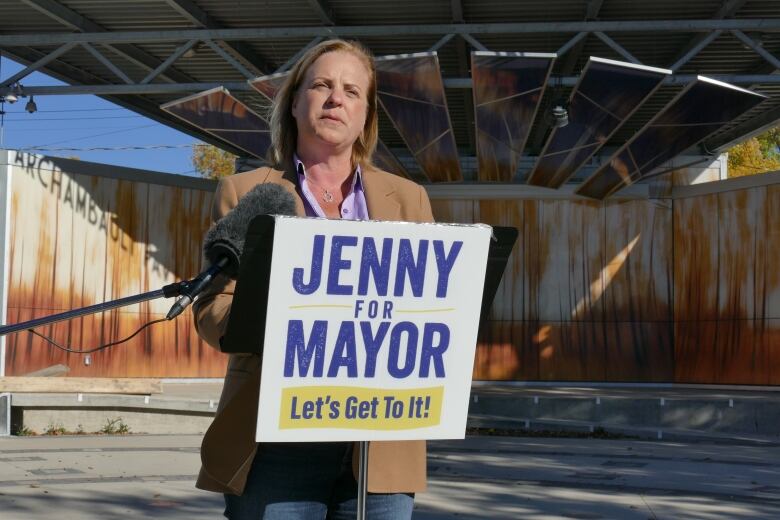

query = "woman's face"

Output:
[[292, 50, 370, 155]]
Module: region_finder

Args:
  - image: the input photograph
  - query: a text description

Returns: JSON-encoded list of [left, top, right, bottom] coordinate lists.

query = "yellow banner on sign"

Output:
[[279, 386, 444, 430]]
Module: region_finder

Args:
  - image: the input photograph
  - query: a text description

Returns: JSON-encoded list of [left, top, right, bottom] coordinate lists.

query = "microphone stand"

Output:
[[0, 257, 228, 337], [357, 440, 368, 520], [0, 252, 371, 520]]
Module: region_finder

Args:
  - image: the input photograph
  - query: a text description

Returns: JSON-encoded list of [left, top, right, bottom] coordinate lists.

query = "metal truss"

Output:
[[3, 18, 780, 96], [5, 74, 780, 97], [3, 20, 780, 47]]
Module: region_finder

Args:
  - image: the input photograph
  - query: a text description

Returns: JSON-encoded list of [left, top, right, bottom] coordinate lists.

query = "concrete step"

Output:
[[3, 382, 780, 443], [469, 384, 780, 441]]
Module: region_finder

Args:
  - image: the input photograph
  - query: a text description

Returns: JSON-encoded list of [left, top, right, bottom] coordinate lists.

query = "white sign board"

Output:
[[256, 216, 491, 442]]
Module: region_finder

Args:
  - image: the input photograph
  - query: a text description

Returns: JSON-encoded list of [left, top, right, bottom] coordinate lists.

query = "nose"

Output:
[[326, 86, 344, 106]]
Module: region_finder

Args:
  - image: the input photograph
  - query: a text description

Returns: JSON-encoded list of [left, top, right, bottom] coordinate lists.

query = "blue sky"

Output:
[[1, 56, 200, 176]]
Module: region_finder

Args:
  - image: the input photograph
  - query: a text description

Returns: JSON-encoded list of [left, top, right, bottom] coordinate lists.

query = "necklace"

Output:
[[306, 176, 340, 204]]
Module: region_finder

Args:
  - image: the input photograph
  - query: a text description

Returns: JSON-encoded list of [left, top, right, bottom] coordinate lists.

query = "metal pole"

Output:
[[0, 287, 173, 337], [356, 440, 369, 520]]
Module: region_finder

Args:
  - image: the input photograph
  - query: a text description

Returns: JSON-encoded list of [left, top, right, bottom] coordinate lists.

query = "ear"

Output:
[[291, 95, 299, 119]]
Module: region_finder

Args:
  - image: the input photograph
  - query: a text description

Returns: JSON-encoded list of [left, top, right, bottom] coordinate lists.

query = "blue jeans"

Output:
[[224, 442, 414, 519]]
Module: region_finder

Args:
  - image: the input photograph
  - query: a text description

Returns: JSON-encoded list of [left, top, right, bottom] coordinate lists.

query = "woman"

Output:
[[192, 39, 434, 519]]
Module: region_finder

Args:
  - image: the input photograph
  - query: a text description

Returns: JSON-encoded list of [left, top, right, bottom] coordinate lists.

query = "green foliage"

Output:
[[43, 423, 68, 436], [191, 143, 237, 179], [14, 425, 36, 436], [100, 417, 131, 435], [727, 126, 780, 177]]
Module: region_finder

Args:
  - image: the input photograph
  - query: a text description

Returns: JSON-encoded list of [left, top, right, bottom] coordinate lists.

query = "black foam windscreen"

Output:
[[203, 182, 297, 278]]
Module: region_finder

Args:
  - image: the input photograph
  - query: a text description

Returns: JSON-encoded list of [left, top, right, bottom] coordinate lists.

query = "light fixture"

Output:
[[25, 95, 37, 113], [551, 104, 569, 129], [4, 82, 22, 104]]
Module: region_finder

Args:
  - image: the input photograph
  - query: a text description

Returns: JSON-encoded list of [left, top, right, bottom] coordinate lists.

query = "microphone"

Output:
[[204, 183, 297, 278], [166, 183, 297, 320]]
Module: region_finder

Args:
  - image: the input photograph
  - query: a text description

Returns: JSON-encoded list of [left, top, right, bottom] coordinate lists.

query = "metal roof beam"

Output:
[[669, 29, 723, 71], [559, 0, 603, 72], [81, 42, 134, 84], [731, 30, 780, 70], [305, 0, 337, 25], [140, 39, 197, 84], [4, 20, 780, 46], [532, 2, 603, 154], [586, 0, 604, 20], [451, 0, 473, 154], [8, 74, 780, 96], [0, 41, 76, 87], [429, 34, 455, 52], [19, 0, 96, 33], [162, 0, 270, 75], [666, 0, 746, 71], [1, 46, 242, 155], [556, 32, 588, 58], [18, 0, 195, 83], [594, 31, 640, 64], [275, 36, 324, 73], [162, 0, 211, 27], [451, 0, 464, 23], [203, 39, 254, 78], [459, 34, 487, 51]]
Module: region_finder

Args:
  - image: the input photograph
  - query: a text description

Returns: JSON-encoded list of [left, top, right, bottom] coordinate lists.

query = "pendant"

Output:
[[322, 190, 334, 203]]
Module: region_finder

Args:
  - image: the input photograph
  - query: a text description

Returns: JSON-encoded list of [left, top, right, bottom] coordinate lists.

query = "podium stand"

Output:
[[220, 215, 518, 519]]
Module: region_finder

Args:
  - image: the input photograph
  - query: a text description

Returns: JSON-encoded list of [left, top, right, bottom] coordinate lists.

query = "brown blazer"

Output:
[[193, 164, 434, 495]]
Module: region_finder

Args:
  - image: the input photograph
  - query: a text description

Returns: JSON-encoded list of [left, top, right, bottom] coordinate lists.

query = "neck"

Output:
[[296, 147, 354, 188]]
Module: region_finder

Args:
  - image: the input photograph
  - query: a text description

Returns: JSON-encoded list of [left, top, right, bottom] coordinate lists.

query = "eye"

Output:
[[312, 81, 328, 90]]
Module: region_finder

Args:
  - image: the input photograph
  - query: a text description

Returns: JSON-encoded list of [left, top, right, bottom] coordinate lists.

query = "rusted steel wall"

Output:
[[3, 151, 226, 378], [433, 175, 778, 385], [674, 184, 780, 385], [433, 196, 674, 382], [3, 149, 777, 384]]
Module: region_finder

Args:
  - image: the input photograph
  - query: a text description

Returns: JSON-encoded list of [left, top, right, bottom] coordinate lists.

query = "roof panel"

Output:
[[3, 0, 780, 190]]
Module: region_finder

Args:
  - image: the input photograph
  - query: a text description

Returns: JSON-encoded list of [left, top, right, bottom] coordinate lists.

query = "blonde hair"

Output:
[[268, 39, 378, 171]]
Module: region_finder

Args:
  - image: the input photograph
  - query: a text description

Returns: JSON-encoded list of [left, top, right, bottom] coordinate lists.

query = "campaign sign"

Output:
[[256, 216, 492, 442]]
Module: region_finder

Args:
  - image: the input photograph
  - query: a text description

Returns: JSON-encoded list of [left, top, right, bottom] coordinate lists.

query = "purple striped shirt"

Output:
[[294, 155, 369, 220]]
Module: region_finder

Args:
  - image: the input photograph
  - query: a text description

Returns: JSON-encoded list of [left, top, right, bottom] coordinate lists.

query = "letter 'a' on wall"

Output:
[[161, 86, 272, 159], [375, 52, 462, 183], [471, 51, 556, 183], [256, 216, 491, 442], [526, 57, 670, 189], [577, 76, 766, 199]]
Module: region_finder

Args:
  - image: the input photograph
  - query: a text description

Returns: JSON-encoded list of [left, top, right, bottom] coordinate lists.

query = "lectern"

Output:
[[221, 215, 517, 520]]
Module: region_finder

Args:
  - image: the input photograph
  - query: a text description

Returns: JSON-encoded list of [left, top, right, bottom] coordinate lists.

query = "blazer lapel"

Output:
[[263, 166, 307, 217], [362, 166, 401, 221]]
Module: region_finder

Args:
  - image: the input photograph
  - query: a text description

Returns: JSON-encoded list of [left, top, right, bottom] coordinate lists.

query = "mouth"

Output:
[[320, 114, 342, 123]]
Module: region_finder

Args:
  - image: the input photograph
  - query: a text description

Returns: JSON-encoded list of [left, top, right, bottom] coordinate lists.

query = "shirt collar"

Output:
[[293, 153, 363, 191]]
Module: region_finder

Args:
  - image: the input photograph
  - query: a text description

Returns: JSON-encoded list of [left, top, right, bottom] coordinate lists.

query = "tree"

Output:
[[191, 143, 237, 179], [727, 127, 780, 178]]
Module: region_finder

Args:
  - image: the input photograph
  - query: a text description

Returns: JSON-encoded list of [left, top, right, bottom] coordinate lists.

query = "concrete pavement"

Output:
[[0, 433, 778, 519]]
